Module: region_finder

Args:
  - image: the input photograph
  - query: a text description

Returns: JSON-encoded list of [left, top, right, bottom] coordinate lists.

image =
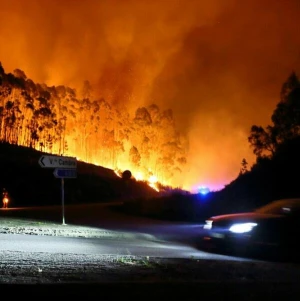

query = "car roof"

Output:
[[255, 198, 300, 214], [271, 198, 300, 204]]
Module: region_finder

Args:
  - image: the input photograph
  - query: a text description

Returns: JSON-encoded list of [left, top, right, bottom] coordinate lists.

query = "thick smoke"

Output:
[[0, 0, 300, 191]]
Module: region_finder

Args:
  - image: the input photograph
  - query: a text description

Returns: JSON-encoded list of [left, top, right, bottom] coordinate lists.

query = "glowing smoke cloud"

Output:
[[0, 0, 300, 191]]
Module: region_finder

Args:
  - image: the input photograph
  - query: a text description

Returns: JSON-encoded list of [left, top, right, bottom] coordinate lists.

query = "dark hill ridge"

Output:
[[0, 142, 158, 207]]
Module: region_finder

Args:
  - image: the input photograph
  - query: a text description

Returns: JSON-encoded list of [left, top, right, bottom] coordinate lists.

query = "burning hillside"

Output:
[[0, 64, 187, 190], [1, 0, 300, 192]]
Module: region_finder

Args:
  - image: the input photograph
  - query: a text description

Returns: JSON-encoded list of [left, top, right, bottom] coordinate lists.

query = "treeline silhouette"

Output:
[[121, 71, 300, 222], [2, 67, 300, 222], [0, 62, 187, 189]]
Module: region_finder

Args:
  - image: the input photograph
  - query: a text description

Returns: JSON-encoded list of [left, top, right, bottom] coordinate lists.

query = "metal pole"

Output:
[[61, 178, 66, 225]]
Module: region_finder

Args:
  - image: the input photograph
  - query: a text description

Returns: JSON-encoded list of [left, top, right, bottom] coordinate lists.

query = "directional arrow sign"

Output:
[[53, 168, 77, 178], [39, 155, 77, 169]]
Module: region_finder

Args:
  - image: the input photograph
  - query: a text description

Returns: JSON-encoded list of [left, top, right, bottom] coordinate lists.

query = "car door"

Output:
[[281, 209, 300, 255]]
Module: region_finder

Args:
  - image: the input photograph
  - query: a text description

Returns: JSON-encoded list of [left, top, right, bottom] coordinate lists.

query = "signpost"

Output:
[[53, 168, 77, 179], [39, 155, 77, 225], [39, 155, 77, 169]]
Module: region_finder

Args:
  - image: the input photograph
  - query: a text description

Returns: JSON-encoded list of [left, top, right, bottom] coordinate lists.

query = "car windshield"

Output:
[[255, 199, 300, 215]]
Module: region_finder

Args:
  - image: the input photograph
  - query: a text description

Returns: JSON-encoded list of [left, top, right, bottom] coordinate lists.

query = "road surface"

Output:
[[0, 202, 254, 260], [0, 232, 250, 261], [1, 202, 300, 301]]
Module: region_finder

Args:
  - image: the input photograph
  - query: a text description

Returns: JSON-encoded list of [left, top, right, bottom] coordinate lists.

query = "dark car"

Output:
[[201, 198, 300, 260]]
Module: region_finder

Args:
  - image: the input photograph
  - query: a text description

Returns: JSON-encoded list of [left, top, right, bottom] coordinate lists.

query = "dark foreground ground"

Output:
[[1, 205, 300, 300], [0, 228, 300, 300], [1, 282, 300, 300]]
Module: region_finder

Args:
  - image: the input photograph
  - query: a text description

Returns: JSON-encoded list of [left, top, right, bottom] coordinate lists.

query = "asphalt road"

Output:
[[0, 232, 249, 261], [0, 202, 250, 261], [1, 203, 300, 300]]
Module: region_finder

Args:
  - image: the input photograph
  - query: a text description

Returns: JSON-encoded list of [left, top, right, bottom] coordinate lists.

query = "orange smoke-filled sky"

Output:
[[0, 0, 300, 192]]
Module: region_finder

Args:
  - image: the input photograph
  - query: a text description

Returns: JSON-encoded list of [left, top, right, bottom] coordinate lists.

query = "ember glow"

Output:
[[114, 169, 159, 192], [1, 0, 300, 192]]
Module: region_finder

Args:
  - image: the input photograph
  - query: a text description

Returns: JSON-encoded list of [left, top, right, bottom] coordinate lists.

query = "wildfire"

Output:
[[148, 175, 159, 192], [114, 169, 122, 177], [135, 172, 144, 181], [0, 63, 187, 192], [114, 168, 160, 192]]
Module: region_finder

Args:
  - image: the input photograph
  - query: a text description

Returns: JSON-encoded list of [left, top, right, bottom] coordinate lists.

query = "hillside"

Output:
[[120, 135, 300, 223], [0, 142, 159, 207], [3, 133, 300, 223]]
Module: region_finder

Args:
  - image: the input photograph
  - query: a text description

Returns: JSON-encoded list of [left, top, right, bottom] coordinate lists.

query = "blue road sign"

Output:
[[53, 168, 77, 179]]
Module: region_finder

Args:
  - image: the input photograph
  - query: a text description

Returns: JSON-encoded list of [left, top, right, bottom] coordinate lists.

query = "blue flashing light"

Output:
[[198, 186, 210, 195]]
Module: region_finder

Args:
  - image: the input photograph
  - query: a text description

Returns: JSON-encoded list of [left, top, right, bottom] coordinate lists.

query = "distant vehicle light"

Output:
[[2, 197, 9, 208], [229, 223, 257, 233]]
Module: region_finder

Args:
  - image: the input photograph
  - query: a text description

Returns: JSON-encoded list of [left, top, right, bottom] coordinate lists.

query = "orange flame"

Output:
[[114, 168, 160, 192]]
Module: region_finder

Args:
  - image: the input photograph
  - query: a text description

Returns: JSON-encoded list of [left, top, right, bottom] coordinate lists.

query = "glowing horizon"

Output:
[[0, 0, 299, 191]]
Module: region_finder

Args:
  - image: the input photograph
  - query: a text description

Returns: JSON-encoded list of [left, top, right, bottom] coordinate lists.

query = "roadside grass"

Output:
[[115, 250, 157, 268], [116, 255, 153, 266]]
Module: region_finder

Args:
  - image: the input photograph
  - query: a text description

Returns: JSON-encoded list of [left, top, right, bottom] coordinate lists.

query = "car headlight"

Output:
[[229, 223, 257, 233], [203, 220, 213, 229]]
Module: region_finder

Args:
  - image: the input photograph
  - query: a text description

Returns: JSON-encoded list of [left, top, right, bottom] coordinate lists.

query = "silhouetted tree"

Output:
[[280, 71, 300, 103], [249, 72, 300, 158], [239, 158, 248, 175], [248, 125, 277, 157], [272, 86, 300, 142]]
